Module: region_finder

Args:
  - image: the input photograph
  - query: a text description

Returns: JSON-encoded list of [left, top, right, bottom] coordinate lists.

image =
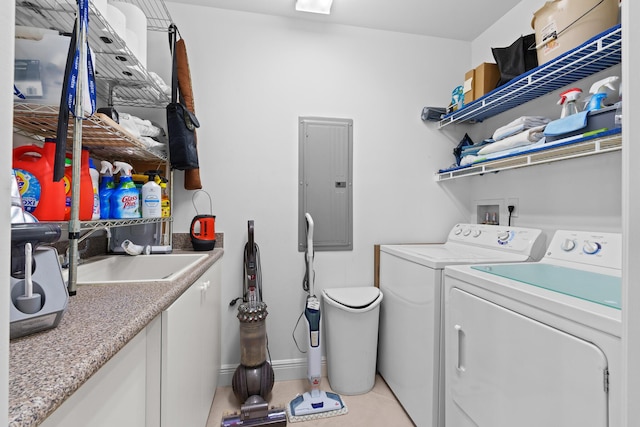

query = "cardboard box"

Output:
[[463, 69, 475, 105], [532, 0, 619, 65], [463, 63, 500, 104]]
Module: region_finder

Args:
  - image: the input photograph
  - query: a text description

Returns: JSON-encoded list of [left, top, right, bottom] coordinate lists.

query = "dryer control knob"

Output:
[[454, 228, 462, 235], [473, 230, 482, 238], [583, 241, 601, 255], [497, 231, 510, 242], [463, 229, 471, 236], [560, 239, 576, 251]]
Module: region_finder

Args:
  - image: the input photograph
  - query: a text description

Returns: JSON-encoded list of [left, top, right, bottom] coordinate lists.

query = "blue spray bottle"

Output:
[[110, 161, 140, 219], [585, 76, 619, 112], [99, 161, 115, 219]]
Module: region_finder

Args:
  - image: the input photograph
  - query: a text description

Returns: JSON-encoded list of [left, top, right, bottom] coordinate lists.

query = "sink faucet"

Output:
[[63, 227, 111, 268]]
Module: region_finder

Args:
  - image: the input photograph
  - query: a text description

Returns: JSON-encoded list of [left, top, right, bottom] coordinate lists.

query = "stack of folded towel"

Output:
[[460, 116, 551, 166]]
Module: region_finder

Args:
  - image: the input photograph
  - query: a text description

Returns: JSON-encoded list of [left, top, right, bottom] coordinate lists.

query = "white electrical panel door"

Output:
[[446, 288, 608, 427], [299, 117, 353, 251]]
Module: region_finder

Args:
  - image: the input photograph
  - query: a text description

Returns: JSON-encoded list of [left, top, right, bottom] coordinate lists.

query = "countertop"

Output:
[[8, 248, 224, 427]]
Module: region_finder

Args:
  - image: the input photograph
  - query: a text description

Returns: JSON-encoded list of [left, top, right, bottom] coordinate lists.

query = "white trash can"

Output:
[[321, 287, 383, 395]]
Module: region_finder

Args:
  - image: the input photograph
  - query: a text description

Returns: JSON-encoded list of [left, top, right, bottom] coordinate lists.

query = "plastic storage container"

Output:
[[321, 287, 383, 395], [531, 0, 619, 65]]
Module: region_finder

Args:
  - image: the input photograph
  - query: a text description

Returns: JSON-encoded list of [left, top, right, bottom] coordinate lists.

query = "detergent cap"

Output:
[[100, 160, 114, 177]]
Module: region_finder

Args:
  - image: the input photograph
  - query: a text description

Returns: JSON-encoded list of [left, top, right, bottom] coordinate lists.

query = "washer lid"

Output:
[[323, 287, 380, 308]]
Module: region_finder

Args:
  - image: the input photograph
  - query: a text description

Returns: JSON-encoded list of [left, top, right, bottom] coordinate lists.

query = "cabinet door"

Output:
[[40, 326, 149, 427], [161, 281, 203, 427], [200, 261, 222, 419], [162, 262, 222, 427]]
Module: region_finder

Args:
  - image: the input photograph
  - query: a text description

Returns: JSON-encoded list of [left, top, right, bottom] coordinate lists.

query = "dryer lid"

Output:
[[323, 287, 380, 308]]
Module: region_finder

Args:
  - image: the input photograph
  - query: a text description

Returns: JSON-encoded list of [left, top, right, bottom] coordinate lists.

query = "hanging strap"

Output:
[[54, 21, 78, 181], [66, 0, 96, 117], [168, 23, 179, 104]]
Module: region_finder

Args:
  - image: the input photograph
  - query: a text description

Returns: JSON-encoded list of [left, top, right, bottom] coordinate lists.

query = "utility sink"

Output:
[[64, 254, 208, 284]]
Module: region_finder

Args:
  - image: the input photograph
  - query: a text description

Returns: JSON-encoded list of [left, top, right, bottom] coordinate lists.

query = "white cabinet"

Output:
[[40, 317, 161, 427], [39, 260, 222, 427], [161, 261, 222, 427]]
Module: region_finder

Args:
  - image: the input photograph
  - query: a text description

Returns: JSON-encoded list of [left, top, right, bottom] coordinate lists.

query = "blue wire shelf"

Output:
[[438, 25, 621, 128]]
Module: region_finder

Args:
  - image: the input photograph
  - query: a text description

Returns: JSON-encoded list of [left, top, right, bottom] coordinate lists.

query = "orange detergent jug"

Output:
[[63, 148, 94, 221], [12, 140, 66, 221]]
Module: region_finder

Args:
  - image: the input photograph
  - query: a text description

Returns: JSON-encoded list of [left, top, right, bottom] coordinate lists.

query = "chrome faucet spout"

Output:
[[63, 227, 111, 267]]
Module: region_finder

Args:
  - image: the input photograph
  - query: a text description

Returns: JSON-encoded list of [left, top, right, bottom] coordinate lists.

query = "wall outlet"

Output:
[[507, 198, 519, 218]]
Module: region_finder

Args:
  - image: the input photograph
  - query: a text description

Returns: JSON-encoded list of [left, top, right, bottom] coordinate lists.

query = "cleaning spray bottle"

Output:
[[99, 161, 115, 219], [110, 161, 140, 219], [585, 76, 619, 111], [557, 87, 582, 118]]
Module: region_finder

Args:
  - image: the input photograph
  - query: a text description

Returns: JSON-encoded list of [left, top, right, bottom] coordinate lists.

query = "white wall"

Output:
[[160, 4, 472, 378]]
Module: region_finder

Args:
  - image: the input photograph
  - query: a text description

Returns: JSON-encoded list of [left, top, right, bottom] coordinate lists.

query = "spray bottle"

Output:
[[99, 161, 115, 219], [557, 87, 582, 118], [110, 162, 140, 219], [584, 76, 619, 111]]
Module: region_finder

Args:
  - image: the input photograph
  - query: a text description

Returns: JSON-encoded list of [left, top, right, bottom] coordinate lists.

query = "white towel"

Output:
[[492, 116, 550, 141], [479, 125, 546, 155]]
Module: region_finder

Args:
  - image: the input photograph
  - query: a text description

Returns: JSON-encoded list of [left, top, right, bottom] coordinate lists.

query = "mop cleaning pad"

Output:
[[286, 393, 349, 423]]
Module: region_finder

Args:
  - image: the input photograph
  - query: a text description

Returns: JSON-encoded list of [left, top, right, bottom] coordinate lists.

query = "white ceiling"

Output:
[[167, 0, 523, 41]]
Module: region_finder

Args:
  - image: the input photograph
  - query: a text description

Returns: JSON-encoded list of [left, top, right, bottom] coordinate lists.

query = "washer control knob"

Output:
[[560, 239, 576, 252], [454, 228, 462, 235], [583, 241, 601, 255], [463, 229, 471, 236], [497, 231, 510, 242], [473, 230, 482, 238]]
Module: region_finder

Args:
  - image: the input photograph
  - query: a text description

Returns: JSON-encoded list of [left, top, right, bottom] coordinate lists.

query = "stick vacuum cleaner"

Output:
[[222, 220, 287, 427], [287, 213, 347, 423]]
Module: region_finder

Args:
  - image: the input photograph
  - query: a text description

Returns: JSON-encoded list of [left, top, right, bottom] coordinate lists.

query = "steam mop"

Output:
[[221, 220, 287, 427], [287, 213, 348, 423]]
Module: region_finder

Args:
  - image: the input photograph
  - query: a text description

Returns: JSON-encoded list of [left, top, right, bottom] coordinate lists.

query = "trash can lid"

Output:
[[323, 287, 381, 309]]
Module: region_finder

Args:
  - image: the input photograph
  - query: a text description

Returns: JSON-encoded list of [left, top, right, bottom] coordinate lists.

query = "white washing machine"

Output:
[[443, 230, 622, 427], [378, 223, 546, 427]]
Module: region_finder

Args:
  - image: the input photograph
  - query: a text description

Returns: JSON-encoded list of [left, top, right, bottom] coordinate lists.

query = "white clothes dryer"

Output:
[[443, 230, 622, 427], [378, 223, 546, 427]]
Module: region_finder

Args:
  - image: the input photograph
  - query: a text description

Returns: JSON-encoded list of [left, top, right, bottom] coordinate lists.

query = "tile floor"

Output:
[[207, 375, 415, 426]]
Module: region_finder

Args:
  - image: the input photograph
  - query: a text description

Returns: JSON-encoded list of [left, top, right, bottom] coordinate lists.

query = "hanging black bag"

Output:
[[491, 33, 538, 88], [166, 24, 200, 170]]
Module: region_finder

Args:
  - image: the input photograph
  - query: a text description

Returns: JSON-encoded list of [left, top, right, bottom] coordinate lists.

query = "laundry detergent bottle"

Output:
[[12, 139, 66, 221], [99, 161, 115, 219], [141, 172, 162, 218], [89, 158, 100, 220], [110, 161, 140, 219]]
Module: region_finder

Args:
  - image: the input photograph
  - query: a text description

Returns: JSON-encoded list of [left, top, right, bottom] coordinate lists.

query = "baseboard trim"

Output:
[[218, 357, 327, 387]]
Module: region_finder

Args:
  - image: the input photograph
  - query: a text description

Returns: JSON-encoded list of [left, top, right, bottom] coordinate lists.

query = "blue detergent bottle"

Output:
[[99, 160, 115, 219], [110, 161, 140, 219]]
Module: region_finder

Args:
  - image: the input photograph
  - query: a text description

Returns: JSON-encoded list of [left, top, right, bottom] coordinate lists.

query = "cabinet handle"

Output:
[[455, 324, 465, 373]]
